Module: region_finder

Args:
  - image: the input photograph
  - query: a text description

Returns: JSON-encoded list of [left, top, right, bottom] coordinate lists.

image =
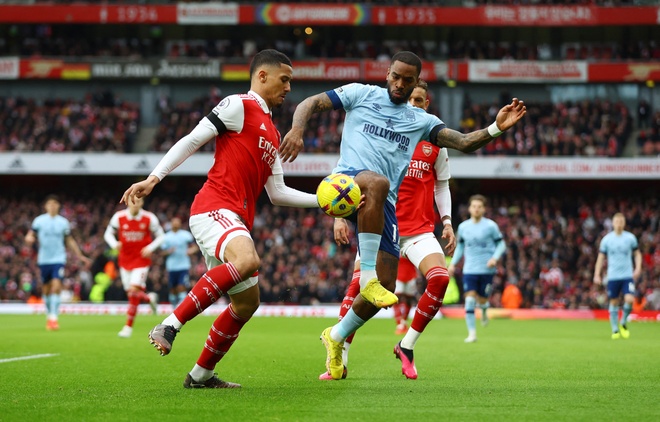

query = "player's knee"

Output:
[[355, 172, 389, 202], [232, 252, 261, 280]]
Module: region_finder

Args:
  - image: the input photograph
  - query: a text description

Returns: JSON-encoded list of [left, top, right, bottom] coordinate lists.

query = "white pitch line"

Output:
[[0, 353, 59, 364]]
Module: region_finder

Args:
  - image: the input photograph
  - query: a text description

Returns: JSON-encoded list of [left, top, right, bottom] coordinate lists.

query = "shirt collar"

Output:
[[248, 90, 271, 114], [126, 209, 144, 220]]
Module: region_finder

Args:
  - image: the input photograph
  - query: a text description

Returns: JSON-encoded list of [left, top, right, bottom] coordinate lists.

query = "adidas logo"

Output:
[[135, 158, 150, 170], [71, 158, 88, 171], [9, 157, 25, 170], [260, 123, 267, 131]]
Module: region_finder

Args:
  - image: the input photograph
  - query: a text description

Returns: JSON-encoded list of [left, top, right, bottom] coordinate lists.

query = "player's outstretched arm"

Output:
[[280, 92, 335, 163], [434, 98, 526, 153]]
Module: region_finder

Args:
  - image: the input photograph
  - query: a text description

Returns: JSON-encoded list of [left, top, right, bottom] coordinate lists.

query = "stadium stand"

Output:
[[1, 189, 658, 310], [0, 1, 657, 312], [0, 93, 140, 152]]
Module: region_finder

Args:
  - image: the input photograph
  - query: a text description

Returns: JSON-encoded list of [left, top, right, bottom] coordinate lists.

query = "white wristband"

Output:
[[488, 122, 503, 138], [442, 218, 452, 226]]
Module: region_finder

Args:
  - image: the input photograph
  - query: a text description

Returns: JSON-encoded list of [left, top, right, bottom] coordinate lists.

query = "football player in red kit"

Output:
[[121, 49, 320, 389], [104, 196, 165, 338]]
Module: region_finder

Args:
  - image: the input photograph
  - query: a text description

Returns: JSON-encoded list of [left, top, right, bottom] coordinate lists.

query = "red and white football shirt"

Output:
[[396, 141, 450, 237], [191, 91, 281, 230], [107, 209, 162, 270]]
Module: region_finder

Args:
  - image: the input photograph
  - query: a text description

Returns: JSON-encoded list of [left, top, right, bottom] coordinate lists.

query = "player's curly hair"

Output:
[[250, 49, 292, 78], [391, 51, 422, 75]]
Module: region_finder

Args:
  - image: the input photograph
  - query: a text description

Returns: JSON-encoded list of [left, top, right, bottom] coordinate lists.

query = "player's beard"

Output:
[[387, 85, 413, 105]]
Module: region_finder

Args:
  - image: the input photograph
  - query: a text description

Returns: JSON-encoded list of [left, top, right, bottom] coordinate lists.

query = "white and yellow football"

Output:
[[316, 173, 361, 218]]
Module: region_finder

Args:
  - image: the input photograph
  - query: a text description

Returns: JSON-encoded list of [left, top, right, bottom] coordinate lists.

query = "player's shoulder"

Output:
[[457, 219, 471, 229], [142, 209, 159, 220], [55, 214, 70, 225], [337, 83, 382, 98], [210, 93, 246, 115], [485, 217, 498, 226], [624, 231, 638, 241]]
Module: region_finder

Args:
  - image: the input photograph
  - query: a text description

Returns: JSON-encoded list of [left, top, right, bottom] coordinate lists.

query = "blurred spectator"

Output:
[[0, 93, 140, 152], [461, 98, 633, 157], [153, 96, 636, 157]]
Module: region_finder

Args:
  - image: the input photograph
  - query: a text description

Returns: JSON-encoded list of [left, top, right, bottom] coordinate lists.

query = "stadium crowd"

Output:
[[1, 190, 658, 311], [459, 97, 634, 156], [0, 92, 140, 152], [151, 94, 638, 157], [4, 28, 658, 63], [0, 92, 650, 157]]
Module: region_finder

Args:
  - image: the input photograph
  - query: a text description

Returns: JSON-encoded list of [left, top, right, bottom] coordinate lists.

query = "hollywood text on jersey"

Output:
[[405, 158, 431, 179], [361, 123, 411, 152], [259, 136, 277, 168]]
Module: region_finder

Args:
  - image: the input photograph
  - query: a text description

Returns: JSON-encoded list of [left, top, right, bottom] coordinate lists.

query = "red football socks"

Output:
[[196, 304, 250, 370], [411, 267, 449, 333], [174, 263, 243, 324]]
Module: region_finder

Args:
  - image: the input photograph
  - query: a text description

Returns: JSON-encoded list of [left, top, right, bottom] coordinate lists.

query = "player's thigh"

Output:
[[190, 210, 256, 269], [621, 278, 635, 296], [463, 274, 480, 296], [607, 279, 625, 299], [168, 270, 188, 289], [477, 274, 494, 298], [400, 233, 445, 275], [190, 211, 259, 295], [120, 267, 149, 291], [39, 264, 64, 285]]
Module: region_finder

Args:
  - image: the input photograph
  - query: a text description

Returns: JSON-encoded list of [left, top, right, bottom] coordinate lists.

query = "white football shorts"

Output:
[[399, 232, 444, 269], [120, 266, 150, 291], [189, 209, 258, 295]]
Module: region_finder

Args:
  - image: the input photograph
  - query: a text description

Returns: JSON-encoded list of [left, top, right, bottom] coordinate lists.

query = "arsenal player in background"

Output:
[[104, 196, 164, 338]]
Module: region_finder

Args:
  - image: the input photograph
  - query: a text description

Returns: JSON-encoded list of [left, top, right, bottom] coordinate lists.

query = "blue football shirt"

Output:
[[32, 213, 71, 265], [599, 230, 638, 281], [161, 229, 195, 272], [327, 83, 445, 205], [453, 218, 505, 275]]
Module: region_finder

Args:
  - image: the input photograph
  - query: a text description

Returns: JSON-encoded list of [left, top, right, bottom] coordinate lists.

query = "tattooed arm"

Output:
[[279, 93, 335, 162], [433, 98, 526, 153], [434, 127, 493, 153]]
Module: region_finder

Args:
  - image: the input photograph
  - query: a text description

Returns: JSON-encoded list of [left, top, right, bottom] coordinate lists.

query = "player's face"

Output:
[[171, 217, 182, 231], [44, 199, 60, 215], [386, 61, 419, 105], [469, 199, 485, 219], [612, 215, 626, 231], [408, 87, 429, 111], [260, 63, 293, 110]]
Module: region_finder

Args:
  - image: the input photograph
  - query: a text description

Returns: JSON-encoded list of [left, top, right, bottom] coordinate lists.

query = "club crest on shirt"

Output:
[[422, 144, 433, 156], [404, 110, 416, 122]]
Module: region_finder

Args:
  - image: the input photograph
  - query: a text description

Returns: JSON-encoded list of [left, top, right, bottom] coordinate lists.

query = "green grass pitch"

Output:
[[1, 313, 658, 422]]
